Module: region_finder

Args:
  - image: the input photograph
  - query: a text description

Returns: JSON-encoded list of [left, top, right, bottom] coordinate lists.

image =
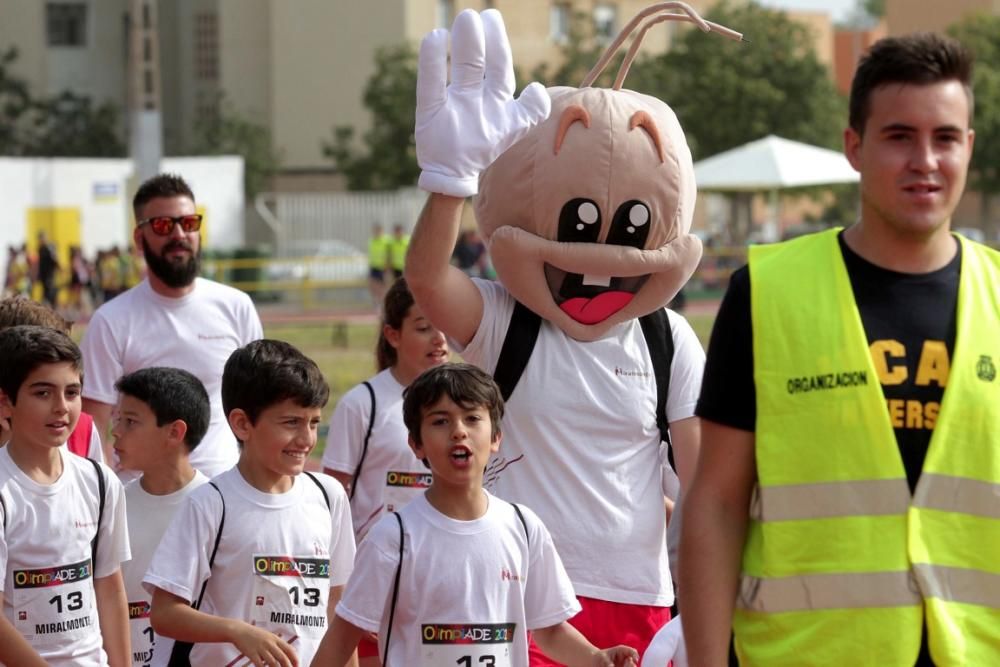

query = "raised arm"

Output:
[[407, 8, 549, 346], [82, 399, 114, 464], [678, 419, 756, 667], [405, 195, 484, 346]]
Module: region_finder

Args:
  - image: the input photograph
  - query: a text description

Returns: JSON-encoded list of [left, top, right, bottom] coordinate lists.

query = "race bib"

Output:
[[12, 558, 98, 646], [420, 623, 515, 667], [128, 599, 154, 667], [249, 555, 330, 639], [383, 470, 432, 513]]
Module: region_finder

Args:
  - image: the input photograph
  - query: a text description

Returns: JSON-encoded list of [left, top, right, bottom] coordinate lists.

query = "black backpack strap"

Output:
[[493, 301, 542, 402], [639, 308, 676, 459], [382, 511, 405, 667], [350, 381, 376, 500], [304, 471, 332, 510], [169, 481, 225, 667], [88, 458, 106, 571], [0, 490, 5, 532], [511, 503, 529, 548]]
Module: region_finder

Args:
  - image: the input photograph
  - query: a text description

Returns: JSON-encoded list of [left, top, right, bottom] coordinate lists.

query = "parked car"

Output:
[[266, 240, 368, 285]]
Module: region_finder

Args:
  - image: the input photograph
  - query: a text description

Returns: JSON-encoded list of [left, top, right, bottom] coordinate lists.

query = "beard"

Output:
[[143, 238, 200, 288]]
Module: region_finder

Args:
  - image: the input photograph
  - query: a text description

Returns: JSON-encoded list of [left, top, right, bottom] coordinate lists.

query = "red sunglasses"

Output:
[[137, 214, 203, 236]]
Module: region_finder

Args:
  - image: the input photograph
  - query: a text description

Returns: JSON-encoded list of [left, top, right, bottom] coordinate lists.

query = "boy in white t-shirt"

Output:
[[112, 367, 211, 667], [144, 339, 357, 667], [313, 363, 639, 667], [0, 326, 131, 666]]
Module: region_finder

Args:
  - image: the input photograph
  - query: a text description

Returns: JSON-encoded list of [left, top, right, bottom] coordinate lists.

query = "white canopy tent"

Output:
[[694, 135, 859, 240]]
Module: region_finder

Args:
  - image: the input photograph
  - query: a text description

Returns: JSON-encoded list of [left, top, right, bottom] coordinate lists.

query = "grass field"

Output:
[[265, 311, 717, 459]]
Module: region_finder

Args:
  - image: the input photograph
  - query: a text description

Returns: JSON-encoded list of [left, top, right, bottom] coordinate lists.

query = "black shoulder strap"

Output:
[[0, 491, 5, 532], [304, 471, 331, 510], [88, 458, 106, 570], [382, 511, 405, 667], [350, 381, 376, 500], [510, 503, 531, 554], [639, 309, 675, 455], [169, 482, 225, 666], [493, 301, 542, 402]]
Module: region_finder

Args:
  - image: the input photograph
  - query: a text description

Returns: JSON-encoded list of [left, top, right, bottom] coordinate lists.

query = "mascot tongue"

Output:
[[559, 291, 634, 325]]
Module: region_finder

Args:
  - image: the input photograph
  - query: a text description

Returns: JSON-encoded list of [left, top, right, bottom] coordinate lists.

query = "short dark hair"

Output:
[[115, 367, 210, 451], [850, 32, 974, 135], [222, 340, 330, 429], [0, 296, 71, 333], [133, 173, 195, 219], [0, 325, 82, 404], [376, 277, 416, 371], [402, 363, 504, 445]]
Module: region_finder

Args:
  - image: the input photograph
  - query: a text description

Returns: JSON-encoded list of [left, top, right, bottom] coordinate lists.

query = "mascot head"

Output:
[[475, 2, 741, 341]]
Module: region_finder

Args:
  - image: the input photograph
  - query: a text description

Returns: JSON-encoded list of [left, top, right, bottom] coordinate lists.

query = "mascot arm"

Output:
[[405, 194, 485, 347], [415, 9, 550, 198]]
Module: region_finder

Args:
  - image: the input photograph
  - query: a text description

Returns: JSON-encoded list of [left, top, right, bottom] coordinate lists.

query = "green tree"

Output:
[[189, 99, 280, 199], [949, 15, 1000, 237], [630, 1, 844, 159], [21, 91, 125, 157], [861, 0, 885, 18], [323, 44, 420, 191], [0, 48, 32, 154], [626, 1, 846, 242], [0, 47, 125, 157]]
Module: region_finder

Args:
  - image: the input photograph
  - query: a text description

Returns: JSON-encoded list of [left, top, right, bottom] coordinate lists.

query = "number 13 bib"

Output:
[[12, 558, 98, 645], [420, 623, 515, 667]]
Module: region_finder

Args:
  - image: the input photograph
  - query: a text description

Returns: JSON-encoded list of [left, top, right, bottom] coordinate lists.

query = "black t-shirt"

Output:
[[697, 232, 960, 494]]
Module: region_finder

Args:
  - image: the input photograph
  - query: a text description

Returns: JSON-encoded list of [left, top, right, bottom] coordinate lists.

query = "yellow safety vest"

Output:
[[738, 229, 1000, 666], [369, 234, 390, 268], [389, 234, 409, 272]]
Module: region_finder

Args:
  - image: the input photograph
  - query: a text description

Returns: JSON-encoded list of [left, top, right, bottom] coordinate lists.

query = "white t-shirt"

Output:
[[322, 369, 431, 539], [80, 278, 263, 478], [337, 492, 580, 667], [121, 472, 208, 667], [0, 446, 131, 666], [454, 279, 705, 606], [143, 468, 356, 667]]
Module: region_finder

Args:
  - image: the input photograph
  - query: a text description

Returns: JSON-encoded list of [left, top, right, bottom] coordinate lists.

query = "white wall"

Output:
[[0, 156, 245, 257]]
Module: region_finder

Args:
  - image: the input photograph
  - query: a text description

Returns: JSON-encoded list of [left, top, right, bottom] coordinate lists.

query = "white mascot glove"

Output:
[[416, 8, 551, 198]]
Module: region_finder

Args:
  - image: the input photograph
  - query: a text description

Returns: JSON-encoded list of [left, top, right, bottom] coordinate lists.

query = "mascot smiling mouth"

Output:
[[545, 265, 649, 324]]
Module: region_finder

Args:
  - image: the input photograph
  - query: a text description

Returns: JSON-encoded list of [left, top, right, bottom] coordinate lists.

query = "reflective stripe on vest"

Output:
[[741, 230, 1000, 667]]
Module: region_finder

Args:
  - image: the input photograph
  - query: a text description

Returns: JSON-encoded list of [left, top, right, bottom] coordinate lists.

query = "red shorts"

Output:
[[528, 596, 671, 666], [358, 635, 379, 659]]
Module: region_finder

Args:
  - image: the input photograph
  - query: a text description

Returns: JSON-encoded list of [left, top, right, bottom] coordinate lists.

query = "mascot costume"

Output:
[[407, 3, 742, 661]]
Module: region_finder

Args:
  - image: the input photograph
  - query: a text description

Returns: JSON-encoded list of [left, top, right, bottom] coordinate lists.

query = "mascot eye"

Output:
[[559, 198, 602, 243], [605, 200, 651, 250]]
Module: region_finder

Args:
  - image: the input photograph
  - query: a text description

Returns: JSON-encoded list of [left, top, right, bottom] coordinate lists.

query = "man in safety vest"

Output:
[[680, 33, 999, 666]]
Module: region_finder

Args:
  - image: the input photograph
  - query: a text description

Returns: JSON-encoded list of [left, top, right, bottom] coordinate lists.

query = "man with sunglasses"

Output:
[[80, 173, 263, 477]]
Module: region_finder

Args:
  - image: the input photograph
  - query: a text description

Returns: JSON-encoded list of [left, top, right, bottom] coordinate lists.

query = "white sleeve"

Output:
[[142, 490, 220, 603], [334, 515, 400, 633], [519, 505, 581, 630], [79, 310, 123, 405], [323, 477, 357, 587], [321, 383, 372, 473], [95, 466, 131, 578], [449, 278, 515, 372], [87, 422, 105, 463], [665, 310, 705, 424], [239, 293, 263, 344]]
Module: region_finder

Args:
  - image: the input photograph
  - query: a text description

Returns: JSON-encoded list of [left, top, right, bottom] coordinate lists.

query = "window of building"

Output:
[[593, 3, 617, 42], [46, 2, 87, 47], [550, 2, 571, 43], [194, 12, 219, 81], [436, 0, 454, 28]]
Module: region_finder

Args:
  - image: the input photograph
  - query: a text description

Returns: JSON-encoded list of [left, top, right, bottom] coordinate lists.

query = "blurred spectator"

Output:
[[3, 245, 31, 297], [67, 245, 92, 319], [389, 223, 410, 280], [36, 231, 60, 307], [368, 223, 391, 311], [99, 246, 124, 302], [452, 229, 491, 278]]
